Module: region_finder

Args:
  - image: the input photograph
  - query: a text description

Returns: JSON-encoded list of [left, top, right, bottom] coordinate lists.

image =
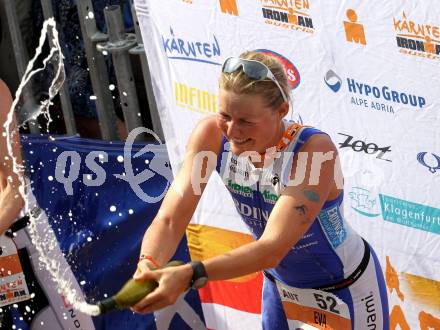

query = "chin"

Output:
[[230, 143, 261, 157], [229, 145, 242, 156]]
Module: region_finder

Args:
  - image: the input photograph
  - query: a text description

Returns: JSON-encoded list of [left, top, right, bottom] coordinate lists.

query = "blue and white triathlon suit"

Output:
[[215, 122, 389, 330]]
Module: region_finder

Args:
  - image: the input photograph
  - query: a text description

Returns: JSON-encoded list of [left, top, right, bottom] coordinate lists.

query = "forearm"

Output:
[[203, 212, 315, 281], [203, 239, 280, 281], [139, 215, 186, 266]]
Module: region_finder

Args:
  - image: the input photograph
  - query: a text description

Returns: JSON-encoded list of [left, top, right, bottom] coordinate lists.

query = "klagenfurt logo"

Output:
[[174, 81, 218, 114], [260, 0, 315, 34], [348, 187, 380, 217], [379, 194, 440, 235], [350, 188, 440, 235], [417, 152, 440, 173], [162, 27, 222, 65], [338, 133, 392, 162], [324, 70, 427, 114], [256, 49, 300, 90], [393, 11, 440, 61]]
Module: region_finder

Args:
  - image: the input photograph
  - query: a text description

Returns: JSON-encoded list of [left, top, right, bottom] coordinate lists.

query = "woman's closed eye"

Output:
[[239, 119, 255, 126], [219, 113, 230, 121]]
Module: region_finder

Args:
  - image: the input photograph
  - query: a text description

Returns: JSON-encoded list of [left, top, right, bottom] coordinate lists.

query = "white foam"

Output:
[[4, 18, 102, 316]]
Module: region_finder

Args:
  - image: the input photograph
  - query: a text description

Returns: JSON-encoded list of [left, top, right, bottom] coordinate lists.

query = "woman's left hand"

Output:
[[131, 263, 193, 314]]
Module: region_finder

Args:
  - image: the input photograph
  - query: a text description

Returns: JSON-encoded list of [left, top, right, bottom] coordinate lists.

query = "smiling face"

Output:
[[217, 89, 288, 156]]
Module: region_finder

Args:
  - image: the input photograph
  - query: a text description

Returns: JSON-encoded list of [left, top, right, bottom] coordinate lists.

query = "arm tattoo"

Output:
[[294, 204, 308, 216], [303, 190, 320, 203]]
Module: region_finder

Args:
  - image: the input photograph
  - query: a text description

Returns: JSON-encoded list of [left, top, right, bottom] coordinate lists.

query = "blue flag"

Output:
[[21, 134, 205, 329]]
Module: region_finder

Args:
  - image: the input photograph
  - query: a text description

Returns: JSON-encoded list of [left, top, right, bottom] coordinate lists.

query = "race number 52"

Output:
[[313, 293, 340, 314]]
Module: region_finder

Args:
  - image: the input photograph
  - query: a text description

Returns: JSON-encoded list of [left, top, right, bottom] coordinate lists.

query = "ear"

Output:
[[277, 101, 289, 119]]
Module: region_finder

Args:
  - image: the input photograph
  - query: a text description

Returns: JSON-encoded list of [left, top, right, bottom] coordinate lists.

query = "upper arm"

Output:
[[0, 80, 13, 115], [282, 133, 340, 220], [0, 80, 13, 161], [259, 134, 340, 259], [0, 80, 19, 186], [0, 80, 24, 233], [156, 116, 222, 229]]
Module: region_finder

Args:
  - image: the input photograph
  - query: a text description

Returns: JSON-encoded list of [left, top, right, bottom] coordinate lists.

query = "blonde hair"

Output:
[[219, 51, 290, 109]]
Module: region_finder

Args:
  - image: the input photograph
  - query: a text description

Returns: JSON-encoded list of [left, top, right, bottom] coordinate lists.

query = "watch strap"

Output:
[[190, 261, 208, 288]]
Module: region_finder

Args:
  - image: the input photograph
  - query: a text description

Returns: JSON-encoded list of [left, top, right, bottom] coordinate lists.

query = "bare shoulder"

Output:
[[186, 115, 223, 154], [299, 132, 337, 153], [0, 80, 12, 99], [0, 79, 13, 121]]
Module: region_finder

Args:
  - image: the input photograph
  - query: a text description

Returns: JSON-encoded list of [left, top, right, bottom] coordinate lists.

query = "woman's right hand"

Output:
[[131, 261, 192, 314]]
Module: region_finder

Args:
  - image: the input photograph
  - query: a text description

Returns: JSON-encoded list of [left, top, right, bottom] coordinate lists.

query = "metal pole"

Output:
[[100, 5, 143, 139], [3, 0, 28, 77], [40, 0, 77, 136], [77, 0, 119, 140], [3, 0, 39, 133], [129, 0, 164, 141]]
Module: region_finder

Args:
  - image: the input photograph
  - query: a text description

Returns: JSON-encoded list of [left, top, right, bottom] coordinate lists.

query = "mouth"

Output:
[[231, 138, 251, 145]]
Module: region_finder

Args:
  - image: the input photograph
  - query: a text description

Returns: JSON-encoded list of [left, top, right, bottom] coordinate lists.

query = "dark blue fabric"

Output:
[[370, 244, 390, 330], [329, 286, 355, 329], [261, 277, 288, 330], [21, 134, 205, 330]]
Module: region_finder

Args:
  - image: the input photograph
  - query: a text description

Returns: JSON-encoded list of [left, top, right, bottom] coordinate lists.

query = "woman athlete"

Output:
[[131, 51, 389, 329]]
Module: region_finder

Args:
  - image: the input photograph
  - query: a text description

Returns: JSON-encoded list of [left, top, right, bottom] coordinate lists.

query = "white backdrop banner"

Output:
[[134, 1, 440, 329]]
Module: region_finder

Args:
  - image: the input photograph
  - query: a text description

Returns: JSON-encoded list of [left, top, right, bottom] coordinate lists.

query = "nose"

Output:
[[225, 120, 241, 138]]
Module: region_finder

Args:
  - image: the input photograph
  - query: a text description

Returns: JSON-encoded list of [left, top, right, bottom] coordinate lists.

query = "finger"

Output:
[[132, 286, 167, 311], [133, 260, 159, 280], [136, 300, 173, 314], [134, 289, 178, 314], [133, 267, 162, 281], [133, 267, 143, 280], [133, 266, 142, 279]]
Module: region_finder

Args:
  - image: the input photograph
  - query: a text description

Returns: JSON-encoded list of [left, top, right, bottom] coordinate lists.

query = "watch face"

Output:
[[193, 277, 208, 289]]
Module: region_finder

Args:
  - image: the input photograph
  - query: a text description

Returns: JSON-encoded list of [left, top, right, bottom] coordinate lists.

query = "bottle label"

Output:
[[0, 234, 31, 307]]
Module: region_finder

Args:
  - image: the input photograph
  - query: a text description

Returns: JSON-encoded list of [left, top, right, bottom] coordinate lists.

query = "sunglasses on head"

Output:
[[222, 57, 288, 103]]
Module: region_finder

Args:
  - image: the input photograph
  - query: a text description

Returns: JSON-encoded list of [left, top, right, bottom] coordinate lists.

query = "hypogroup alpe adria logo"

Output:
[[324, 70, 342, 93], [324, 69, 427, 115]]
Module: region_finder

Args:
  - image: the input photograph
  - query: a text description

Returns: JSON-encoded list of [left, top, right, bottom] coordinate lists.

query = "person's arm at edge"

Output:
[[0, 79, 24, 235]]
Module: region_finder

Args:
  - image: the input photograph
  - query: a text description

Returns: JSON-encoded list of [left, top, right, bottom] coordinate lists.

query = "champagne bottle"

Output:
[[97, 260, 183, 314]]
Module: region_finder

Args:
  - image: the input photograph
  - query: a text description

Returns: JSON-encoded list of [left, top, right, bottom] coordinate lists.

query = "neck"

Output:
[[253, 120, 285, 168], [263, 120, 285, 153]]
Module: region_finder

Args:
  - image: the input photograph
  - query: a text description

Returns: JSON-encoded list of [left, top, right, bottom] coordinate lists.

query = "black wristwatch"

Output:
[[190, 261, 208, 289]]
